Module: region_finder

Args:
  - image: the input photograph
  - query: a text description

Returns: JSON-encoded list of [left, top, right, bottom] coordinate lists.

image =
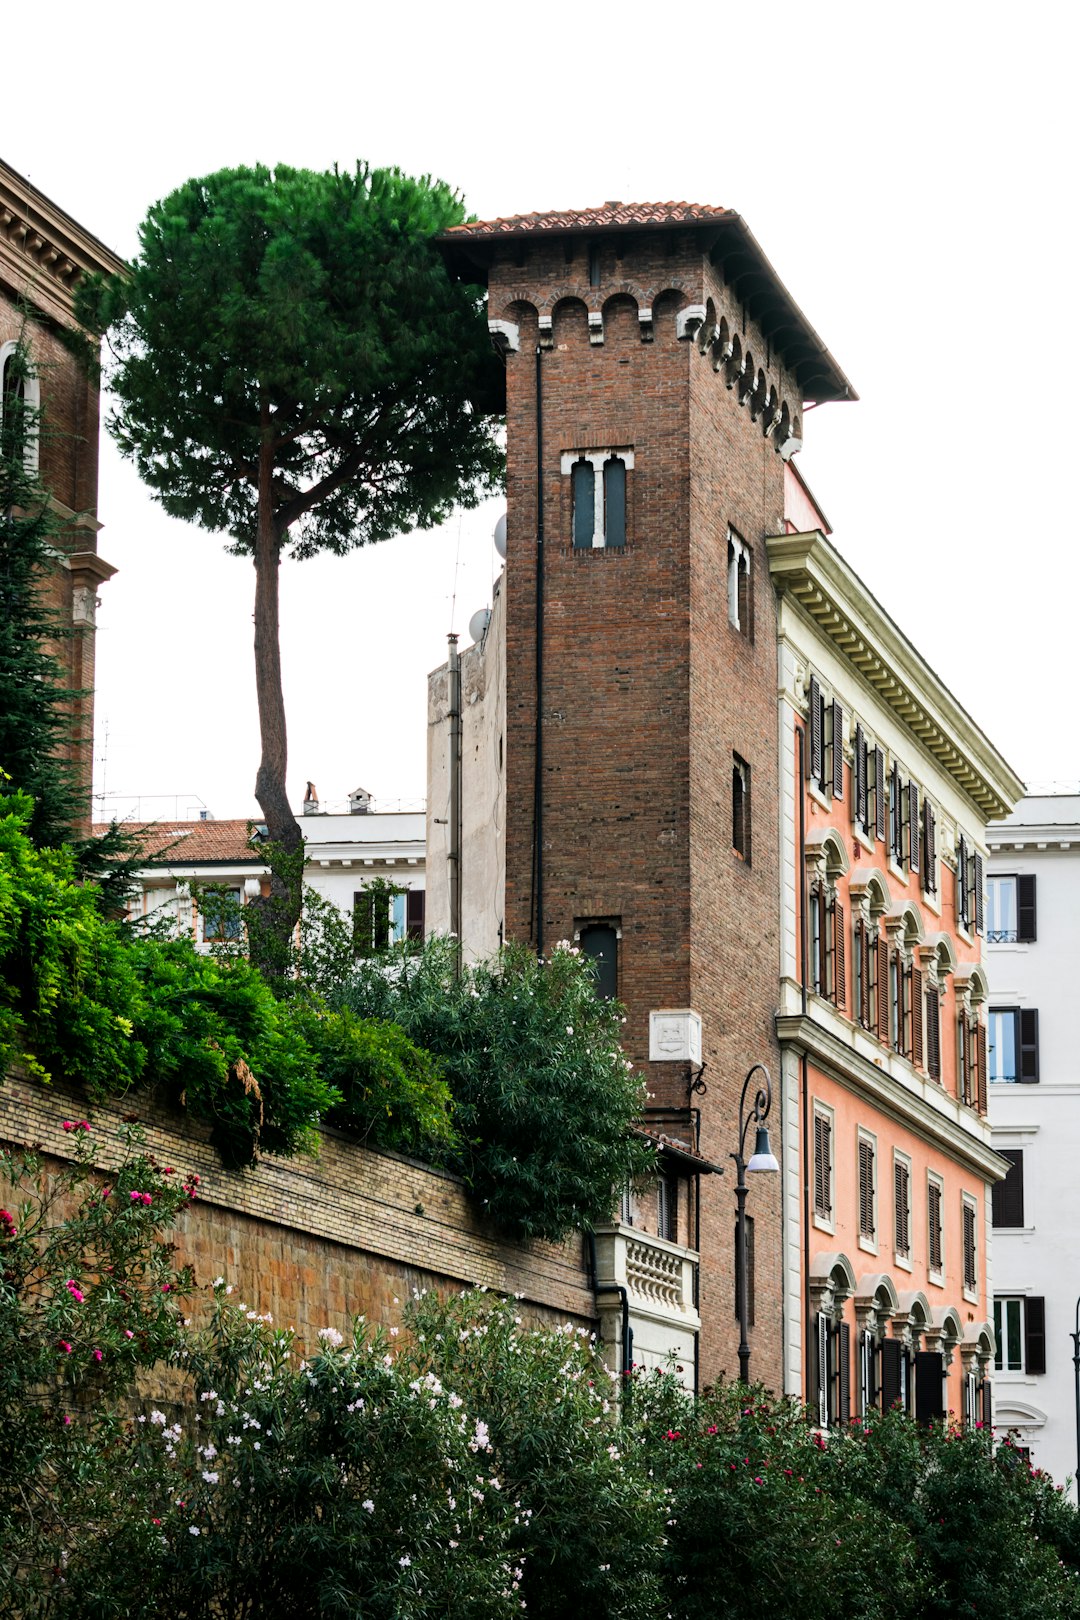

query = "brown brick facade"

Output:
[[476, 222, 820, 1388]]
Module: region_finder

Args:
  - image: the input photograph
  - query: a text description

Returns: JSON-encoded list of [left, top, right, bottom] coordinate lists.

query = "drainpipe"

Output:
[[797, 723, 812, 1404], [447, 632, 462, 976], [533, 345, 545, 958]]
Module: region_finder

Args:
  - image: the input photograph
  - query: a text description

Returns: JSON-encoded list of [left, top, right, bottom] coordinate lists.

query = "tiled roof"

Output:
[[636, 1125, 723, 1176], [446, 202, 735, 238], [91, 819, 263, 866]]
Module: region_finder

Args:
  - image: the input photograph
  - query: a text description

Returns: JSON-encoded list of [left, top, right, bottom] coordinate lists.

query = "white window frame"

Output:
[[812, 1101, 836, 1234], [962, 1192, 979, 1303], [994, 1295, 1025, 1373], [927, 1170, 945, 1287], [857, 1128, 878, 1254], [893, 1150, 913, 1272], [727, 527, 751, 632], [0, 339, 41, 474], [560, 447, 634, 549]]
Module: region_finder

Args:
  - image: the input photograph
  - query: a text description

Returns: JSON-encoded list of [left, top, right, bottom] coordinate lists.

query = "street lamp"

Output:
[[1071, 1297, 1080, 1505], [733, 1062, 779, 1384]]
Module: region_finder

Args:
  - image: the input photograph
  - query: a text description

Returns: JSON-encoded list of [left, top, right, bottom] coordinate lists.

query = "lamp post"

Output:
[[1071, 1297, 1080, 1505], [733, 1062, 780, 1384]]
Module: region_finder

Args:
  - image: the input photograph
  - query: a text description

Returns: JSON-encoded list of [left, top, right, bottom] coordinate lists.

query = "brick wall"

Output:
[[492, 229, 801, 1388], [0, 1074, 596, 1351]]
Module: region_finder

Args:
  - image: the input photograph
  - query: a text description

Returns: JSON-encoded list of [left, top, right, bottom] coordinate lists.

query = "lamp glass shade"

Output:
[[746, 1123, 779, 1173]]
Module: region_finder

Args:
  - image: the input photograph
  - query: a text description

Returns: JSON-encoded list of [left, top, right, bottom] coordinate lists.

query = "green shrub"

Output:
[[340, 937, 655, 1241], [296, 1003, 456, 1159]]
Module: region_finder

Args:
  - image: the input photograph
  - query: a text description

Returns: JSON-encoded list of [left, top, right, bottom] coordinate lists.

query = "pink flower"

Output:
[[59, 1341, 72, 1354], [62, 1121, 75, 1132], [130, 1191, 141, 1202], [92, 1349, 103, 1363], [141, 1193, 152, 1206], [161, 1283, 171, 1293], [124, 1330, 134, 1340], [65, 1280, 85, 1303], [63, 1415, 71, 1426], [101, 1188, 112, 1200]]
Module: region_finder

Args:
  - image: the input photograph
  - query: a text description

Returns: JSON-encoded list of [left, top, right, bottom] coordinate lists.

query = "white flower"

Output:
[[362, 1498, 375, 1513], [189, 1525, 201, 1536], [253, 1441, 261, 1450], [318, 1327, 344, 1348], [202, 1470, 219, 1484], [399, 1554, 411, 1568], [149, 1410, 166, 1426]]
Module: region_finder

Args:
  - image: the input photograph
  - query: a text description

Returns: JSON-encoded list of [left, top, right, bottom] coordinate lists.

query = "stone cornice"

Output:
[[0, 158, 125, 327], [768, 530, 1024, 821], [776, 1008, 1010, 1182]]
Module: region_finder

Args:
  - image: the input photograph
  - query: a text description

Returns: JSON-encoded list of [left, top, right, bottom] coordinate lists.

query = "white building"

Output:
[[986, 793, 1080, 1491], [99, 790, 425, 949]]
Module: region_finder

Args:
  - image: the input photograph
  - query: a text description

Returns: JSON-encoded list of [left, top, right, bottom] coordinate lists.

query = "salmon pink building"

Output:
[[770, 514, 1023, 1424]]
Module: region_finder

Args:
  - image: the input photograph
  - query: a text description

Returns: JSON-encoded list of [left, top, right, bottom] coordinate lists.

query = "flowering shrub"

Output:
[[341, 938, 655, 1240], [0, 1120, 194, 1616]]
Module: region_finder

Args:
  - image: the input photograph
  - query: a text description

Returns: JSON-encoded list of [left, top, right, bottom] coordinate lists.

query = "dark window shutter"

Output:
[[1017, 874, 1037, 943], [894, 1160, 910, 1255], [874, 747, 886, 840], [854, 723, 867, 828], [928, 1181, 943, 1273], [912, 966, 924, 1068], [963, 1202, 977, 1290], [808, 676, 823, 784], [877, 937, 890, 1038], [814, 1113, 831, 1216], [923, 801, 937, 892], [926, 986, 941, 1080], [980, 1378, 993, 1428], [816, 1313, 830, 1427], [406, 888, 425, 941], [974, 852, 985, 934], [992, 1149, 1025, 1228], [833, 897, 846, 1010], [915, 1351, 945, 1424], [859, 1139, 874, 1237], [603, 456, 626, 547], [1025, 1296, 1046, 1375], [572, 458, 594, 548], [832, 701, 844, 798], [1019, 1009, 1040, 1083], [957, 834, 969, 927], [890, 761, 902, 860], [837, 1321, 851, 1424], [977, 1023, 988, 1113], [908, 782, 920, 872], [881, 1338, 903, 1410]]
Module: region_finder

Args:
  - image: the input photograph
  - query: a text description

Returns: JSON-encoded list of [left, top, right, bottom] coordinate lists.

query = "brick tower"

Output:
[[441, 204, 853, 1387]]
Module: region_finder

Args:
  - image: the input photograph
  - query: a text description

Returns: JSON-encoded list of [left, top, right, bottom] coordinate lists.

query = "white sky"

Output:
[[7, 2, 1078, 819]]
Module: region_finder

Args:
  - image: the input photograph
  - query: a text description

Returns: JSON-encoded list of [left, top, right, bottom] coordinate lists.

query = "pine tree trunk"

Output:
[[250, 398, 303, 978]]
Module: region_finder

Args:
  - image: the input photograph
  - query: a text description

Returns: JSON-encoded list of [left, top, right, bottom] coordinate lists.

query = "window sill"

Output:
[[921, 885, 941, 918], [812, 1212, 835, 1236], [963, 1286, 978, 1306], [858, 1234, 878, 1255], [928, 1270, 945, 1289], [853, 825, 876, 855], [887, 857, 907, 884], [894, 1252, 913, 1273], [808, 783, 832, 814]]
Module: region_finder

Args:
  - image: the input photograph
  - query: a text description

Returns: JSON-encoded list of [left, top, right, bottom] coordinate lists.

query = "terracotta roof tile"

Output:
[[92, 819, 262, 866], [446, 202, 735, 238]]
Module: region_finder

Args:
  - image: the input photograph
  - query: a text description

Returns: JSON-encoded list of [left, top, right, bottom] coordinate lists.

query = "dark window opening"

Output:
[[992, 1148, 1025, 1228], [603, 456, 626, 548], [732, 754, 751, 862], [579, 921, 619, 1000], [572, 458, 594, 549]]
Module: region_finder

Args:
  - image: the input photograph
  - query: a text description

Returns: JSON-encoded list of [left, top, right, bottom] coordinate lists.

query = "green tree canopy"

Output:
[[79, 163, 503, 958]]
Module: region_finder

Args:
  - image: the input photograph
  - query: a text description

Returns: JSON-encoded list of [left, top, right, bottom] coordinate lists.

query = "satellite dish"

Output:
[[493, 512, 507, 558], [468, 607, 492, 644]]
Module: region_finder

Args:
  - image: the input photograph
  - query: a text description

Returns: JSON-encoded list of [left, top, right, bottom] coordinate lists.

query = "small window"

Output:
[[813, 1108, 833, 1221], [727, 529, 752, 636], [564, 447, 633, 549], [858, 1133, 876, 1243], [578, 920, 619, 1000], [927, 1174, 944, 1278], [988, 1007, 1039, 1084], [200, 887, 243, 943], [994, 1295, 1045, 1374], [992, 1149, 1025, 1228], [987, 875, 1037, 944], [0, 339, 41, 474], [732, 754, 751, 862], [894, 1155, 911, 1260], [962, 1196, 978, 1296]]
